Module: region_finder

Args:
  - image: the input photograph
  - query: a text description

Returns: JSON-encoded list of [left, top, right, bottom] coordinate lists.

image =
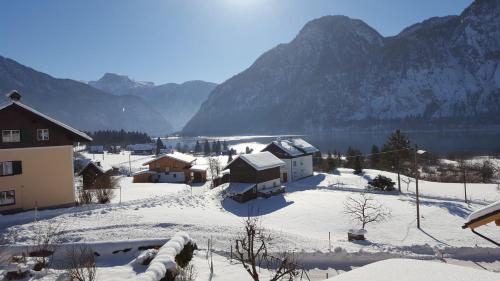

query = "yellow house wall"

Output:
[[0, 146, 75, 212]]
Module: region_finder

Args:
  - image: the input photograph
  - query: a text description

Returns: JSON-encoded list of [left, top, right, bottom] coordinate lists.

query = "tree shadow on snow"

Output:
[[399, 197, 472, 218], [222, 195, 294, 217]]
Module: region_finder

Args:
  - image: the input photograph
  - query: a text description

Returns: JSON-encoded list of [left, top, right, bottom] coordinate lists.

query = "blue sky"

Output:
[[0, 0, 473, 84]]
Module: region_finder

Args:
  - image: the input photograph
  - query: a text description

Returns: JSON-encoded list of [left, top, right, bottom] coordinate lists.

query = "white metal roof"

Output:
[[189, 164, 207, 172], [226, 151, 285, 171], [0, 101, 92, 141], [143, 152, 196, 166]]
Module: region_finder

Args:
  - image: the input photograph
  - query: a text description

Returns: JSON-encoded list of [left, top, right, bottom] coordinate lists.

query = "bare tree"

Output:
[[401, 176, 414, 192], [175, 264, 197, 281], [93, 175, 119, 203], [208, 157, 222, 187], [30, 221, 65, 270], [344, 193, 390, 229], [233, 217, 299, 281], [64, 244, 97, 281]]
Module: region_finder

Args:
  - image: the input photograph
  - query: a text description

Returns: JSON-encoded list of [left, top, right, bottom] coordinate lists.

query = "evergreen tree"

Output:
[[203, 140, 211, 155], [381, 129, 411, 192], [211, 141, 217, 154], [155, 137, 165, 155], [326, 151, 336, 171], [245, 146, 253, 154], [215, 140, 222, 155], [175, 142, 182, 152], [183, 144, 190, 153], [353, 155, 364, 175], [369, 145, 381, 168], [194, 140, 201, 154], [222, 140, 228, 152], [227, 149, 234, 163]]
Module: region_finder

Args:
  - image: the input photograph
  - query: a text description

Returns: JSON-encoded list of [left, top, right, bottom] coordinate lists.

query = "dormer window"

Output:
[[37, 129, 49, 141], [2, 130, 20, 143]]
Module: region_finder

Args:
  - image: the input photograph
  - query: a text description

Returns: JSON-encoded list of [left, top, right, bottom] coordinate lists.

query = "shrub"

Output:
[[368, 175, 395, 191]]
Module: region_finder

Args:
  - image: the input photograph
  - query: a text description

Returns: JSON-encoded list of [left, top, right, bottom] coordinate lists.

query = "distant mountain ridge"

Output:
[[90, 73, 216, 131], [182, 0, 500, 136], [0, 56, 173, 135]]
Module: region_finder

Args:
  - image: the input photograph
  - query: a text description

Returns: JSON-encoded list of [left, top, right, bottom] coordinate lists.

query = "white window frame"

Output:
[[2, 130, 20, 143], [0, 190, 15, 206], [37, 129, 49, 141], [0, 161, 13, 176]]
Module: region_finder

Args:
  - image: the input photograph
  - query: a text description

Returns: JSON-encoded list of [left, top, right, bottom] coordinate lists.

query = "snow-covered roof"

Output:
[[262, 138, 319, 157], [189, 164, 207, 172], [79, 160, 113, 175], [288, 138, 319, 154], [326, 258, 499, 281], [127, 143, 154, 151], [143, 152, 196, 166], [225, 151, 285, 171], [0, 101, 92, 141], [463, 200, 500, 229], [225, 182, 256, 196], [132, 170, 156, 176], [271, 140, 304, 157]]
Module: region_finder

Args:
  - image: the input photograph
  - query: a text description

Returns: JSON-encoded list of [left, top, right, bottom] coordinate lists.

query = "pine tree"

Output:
[[381, 129, 411, 192], [227, 149, 234, 163], [204, 140, 211, 155], [155, 137, 165, 155], [369, 145, 380, 168], [353, 155, 363, 175], [222, 140, 228, 152], [194, 140, 201, 154], [175, 142, 182, 152]]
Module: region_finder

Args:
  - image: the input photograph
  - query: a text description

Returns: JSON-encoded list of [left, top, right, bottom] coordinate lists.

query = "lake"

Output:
[[163, 130, 500, 156]]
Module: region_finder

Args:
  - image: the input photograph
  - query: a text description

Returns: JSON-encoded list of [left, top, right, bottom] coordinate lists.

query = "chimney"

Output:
[[7, 90, 21, 102], [96, 161, 101, 167]]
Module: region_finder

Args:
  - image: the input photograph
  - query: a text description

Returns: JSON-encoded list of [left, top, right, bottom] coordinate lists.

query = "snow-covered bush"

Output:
[[138, 232, 194, 281], [367, 175, 395, 191], [136, 249, 159, 266]]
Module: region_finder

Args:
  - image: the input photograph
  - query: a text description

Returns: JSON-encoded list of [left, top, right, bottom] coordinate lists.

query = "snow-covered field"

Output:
[[1, 152, 500, 279]]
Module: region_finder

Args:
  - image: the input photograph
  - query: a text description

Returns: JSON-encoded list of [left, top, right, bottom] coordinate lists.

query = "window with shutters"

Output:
[[0, 161, 22, 177], [37, 129, 49, 141], [0, 190, 15, 206], [2, 130, 20, 143]]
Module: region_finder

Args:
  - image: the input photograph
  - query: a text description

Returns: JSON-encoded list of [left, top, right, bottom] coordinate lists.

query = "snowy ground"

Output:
[[2, 154, 500, 279]]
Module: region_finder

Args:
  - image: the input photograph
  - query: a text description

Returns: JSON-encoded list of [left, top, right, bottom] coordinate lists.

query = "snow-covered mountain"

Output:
[[182, 0, 500, 135], [0, 56, 173, 135], [89, 73, 154, 95], [90, 74, 217, 131]]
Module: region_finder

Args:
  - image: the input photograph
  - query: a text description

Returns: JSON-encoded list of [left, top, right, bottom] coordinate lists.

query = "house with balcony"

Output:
[[0, 90, 92, 213]]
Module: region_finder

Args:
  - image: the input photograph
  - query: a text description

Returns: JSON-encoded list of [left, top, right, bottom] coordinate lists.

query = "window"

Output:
[[293, 161, 297, 166], [2, 130, 20, 143], [0, 190, 15, 206], [37, 129, 49, 141], [0, 161, 22, 177], [173, 174, 177, 178]]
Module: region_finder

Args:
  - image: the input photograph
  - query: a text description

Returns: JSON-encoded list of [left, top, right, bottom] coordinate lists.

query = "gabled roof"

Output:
[[143, 152, 196, 166], [79, 160, 113, 175], [288, 138, 319, 154], [262, 138, 319, 157], [462, 200, 500, 229], [0, 101, 92, 142], [225, 151, 285, 171]]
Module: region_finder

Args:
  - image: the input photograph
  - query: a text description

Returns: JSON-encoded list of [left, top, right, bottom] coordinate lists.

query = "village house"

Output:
[[133, 152, 207, 183], [88, 145, 104, 154], [127, 143, 155, 155], [261, 138, 319, 182], [224, 151, 285, 202], [78, 160, 114, 189], [0, 90, 92, 213]]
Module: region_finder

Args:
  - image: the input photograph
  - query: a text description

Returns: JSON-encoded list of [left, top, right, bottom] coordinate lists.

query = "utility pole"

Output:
[[414, 144, 421, 229], [463, 165, 468, 204], [128, 153, 132, 175]]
